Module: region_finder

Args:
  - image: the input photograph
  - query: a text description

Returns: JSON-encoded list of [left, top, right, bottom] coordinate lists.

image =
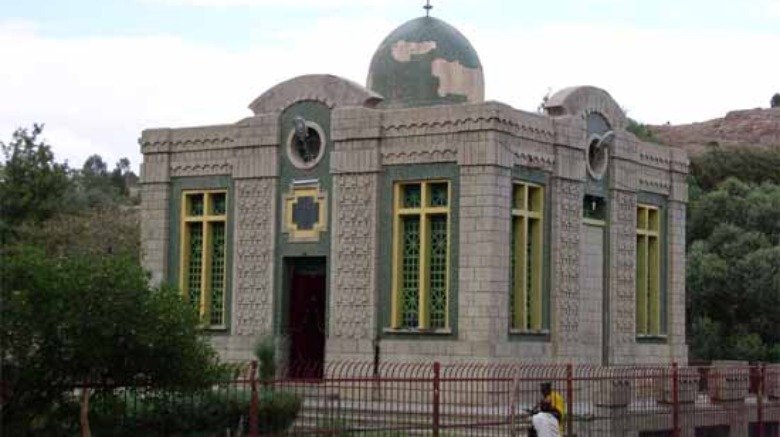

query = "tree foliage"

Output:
[[0, 124, 71, 233], [686, 160, 780, 362], [0, 245, 220, 433], [626, 117, 658, 142], [15, 204, 140, 260], [689, 146, 780, 191], [1, 124, 139, 251], [76, 154, 136, 208], [688, 178, 780, 244], [772, 92, 780, 108]]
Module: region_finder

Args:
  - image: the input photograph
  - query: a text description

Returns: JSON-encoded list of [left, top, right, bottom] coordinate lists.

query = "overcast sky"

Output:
[[1, 0, 778, 172]]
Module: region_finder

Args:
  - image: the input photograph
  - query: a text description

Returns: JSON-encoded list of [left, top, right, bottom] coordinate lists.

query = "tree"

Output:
[[1, 245, 220, 434], [771, 92, 780, 108], [626, 117, 657, 142], [14, 207, 140, 260], [73, 154, 131, 208], [0, 124, 71, 231], [690, 147, 780, 191], [686, 177, 780, 362]]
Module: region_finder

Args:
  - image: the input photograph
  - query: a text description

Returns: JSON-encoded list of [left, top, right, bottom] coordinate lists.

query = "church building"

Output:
[[139, 12, 689, 369]]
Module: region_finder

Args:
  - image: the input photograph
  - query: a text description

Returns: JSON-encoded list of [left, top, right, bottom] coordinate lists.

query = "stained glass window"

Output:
[[401, 217, 420, 328], [392, 181, 450, 330], [181, 190, 228, 328], [429, 215, 448, 329], [636, 204, 662, 336], [403, 184, 422, 209], [510, 182, 545, 332], [186, 223, 203, 306]]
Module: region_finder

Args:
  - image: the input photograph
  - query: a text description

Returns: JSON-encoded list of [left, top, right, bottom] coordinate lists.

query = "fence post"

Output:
[[432, 361, 440, 437], [757, 363, 765, 437], [566, 363, 573, 437], [672, 362, 679, 437], [249, 360, 259, 437]]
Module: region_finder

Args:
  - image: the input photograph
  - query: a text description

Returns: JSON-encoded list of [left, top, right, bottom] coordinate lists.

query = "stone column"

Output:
[[449, 131, 513, 357], [668, 149, 689, 362], [327, 107, 381, 361], [607, 133, 639, 365], [550, 144, 586, 361], [139, 152, 171, 285], [228, 122, 278, 362]]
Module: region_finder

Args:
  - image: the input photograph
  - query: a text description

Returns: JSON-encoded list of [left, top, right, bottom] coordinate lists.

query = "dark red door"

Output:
[[288, 262, 326, 379]]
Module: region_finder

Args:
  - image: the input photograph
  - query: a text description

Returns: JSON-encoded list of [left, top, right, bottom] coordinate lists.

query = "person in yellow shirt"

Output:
[[528, 382, 566, 437]]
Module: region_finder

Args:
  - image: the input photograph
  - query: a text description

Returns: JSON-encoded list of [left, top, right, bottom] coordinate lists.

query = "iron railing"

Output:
[[13, 361, 780, 436]]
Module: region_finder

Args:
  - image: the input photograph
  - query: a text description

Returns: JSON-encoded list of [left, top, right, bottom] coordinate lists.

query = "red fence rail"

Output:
[[8, 361, 779, 436], [258, 361, 780, 436]]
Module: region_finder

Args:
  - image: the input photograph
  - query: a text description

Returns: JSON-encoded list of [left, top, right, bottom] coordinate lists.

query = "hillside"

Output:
[[648, 107, 780, 156]]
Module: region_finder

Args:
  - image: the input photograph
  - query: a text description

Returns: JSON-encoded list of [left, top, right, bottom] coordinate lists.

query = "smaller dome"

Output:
[[367, 16, 484, 108]]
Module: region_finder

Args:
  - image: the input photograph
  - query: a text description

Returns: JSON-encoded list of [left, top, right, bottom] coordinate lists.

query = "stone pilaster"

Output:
[[139, 152, 170, 285], [328, 108, 381, 361], [550, 141, 585, 361], [233, 178, 276, 340], [327, 172, 378, 359], [457, 164, 511, 354], [607, 189, 638, 364], [667, 200, 688, 362], [550, 178, 584, 360]]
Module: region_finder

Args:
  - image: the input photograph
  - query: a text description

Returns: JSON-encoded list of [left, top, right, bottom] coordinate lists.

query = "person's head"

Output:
[[540, 382, 552, 396]]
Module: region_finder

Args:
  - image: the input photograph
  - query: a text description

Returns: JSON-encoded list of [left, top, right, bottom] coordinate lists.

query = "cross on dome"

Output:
[[423, 0, 432, 16]]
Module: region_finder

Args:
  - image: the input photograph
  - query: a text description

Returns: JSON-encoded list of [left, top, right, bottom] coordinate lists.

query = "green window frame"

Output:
[[636, 204, 662, 337], [180, 190, 228, 329], [510, 182, 545, 332], [390, 180, 451, 330]]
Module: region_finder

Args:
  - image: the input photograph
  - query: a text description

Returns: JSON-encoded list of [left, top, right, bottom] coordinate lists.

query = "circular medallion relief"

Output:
[[586, 133, 610, 180], [286, 118, 326, 169], [585, 112, 613, 181]]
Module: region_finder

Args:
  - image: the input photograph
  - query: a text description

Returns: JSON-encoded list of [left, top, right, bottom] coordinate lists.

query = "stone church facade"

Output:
[[139, 15, 689, 369]]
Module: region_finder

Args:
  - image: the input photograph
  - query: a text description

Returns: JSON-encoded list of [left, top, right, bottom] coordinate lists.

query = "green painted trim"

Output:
[[602, 194, 611, 365], [167, 175, 234, 334], [636, 335, 668, 345], [637, 191, 669, 341], [378, 163, 460, 339], [508, 166, 553, 339], [508, 331, 551, 342], [585, 177, 608, 197], [274, 101, 333, 340], [513, 167, 548, 186]]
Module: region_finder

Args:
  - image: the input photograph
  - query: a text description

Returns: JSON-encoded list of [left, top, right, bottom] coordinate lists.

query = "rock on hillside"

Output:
[[649, 108, 780, 156]]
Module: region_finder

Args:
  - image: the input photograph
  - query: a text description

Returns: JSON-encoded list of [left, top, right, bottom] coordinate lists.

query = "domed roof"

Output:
[[366, 16, 484, 108]]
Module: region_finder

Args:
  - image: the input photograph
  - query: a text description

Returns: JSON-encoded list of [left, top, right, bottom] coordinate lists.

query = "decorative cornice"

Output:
[[140, 126, 236, 153], [638, 177, 671, 192], [170, 161, 233, 177], [513, 150, 556, 169], [382, 147, 457, 165], [381, 102, 556, 142]]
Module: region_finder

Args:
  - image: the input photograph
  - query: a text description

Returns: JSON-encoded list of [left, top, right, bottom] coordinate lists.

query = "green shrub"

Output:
[[86, 389, 249, 436], [252, 335, 302, 432], [258, 390, 303, 433], [254, 335, 277, 381]]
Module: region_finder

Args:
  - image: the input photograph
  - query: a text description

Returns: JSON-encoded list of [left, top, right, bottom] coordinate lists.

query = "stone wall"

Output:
[[139, 83, 689, 366]]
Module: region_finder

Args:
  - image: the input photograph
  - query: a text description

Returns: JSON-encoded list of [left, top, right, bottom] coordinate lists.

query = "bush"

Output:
[[0, 245, 220, 434], [253, 335, 302, 432], [258, 391, 303, 433]]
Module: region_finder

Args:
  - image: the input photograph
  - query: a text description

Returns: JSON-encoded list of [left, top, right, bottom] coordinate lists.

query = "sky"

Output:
[[1, 0, 779, 172]]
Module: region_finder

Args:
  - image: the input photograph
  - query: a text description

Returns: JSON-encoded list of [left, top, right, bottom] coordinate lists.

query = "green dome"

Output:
[[367, 16, 484, 108]]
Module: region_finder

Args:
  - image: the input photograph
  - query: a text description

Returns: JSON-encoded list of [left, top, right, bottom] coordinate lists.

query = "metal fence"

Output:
[[267, 362, 780, 436], [50, 362, 780, 436]]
